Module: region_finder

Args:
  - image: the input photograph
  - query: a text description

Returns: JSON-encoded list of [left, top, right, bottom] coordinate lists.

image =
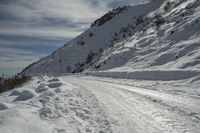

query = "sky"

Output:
[[0, 0, 143, 76]]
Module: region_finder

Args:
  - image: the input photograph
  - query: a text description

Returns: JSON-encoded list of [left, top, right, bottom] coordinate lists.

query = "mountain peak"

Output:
[[22, 0, 200, 75]]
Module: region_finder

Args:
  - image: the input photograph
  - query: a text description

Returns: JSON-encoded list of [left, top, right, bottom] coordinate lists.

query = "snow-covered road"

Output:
[[63, 75, 200, 133], [0, 75, 199, 133]]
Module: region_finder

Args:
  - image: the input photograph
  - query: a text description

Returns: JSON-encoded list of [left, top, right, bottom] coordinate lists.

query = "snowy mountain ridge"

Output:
[[22, 0, 200, 78], [1, 1, 200, 132]]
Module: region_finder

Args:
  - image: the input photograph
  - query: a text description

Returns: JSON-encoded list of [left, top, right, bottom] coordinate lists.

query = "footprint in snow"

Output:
[[75, 110, 90, 120], [35, 85, 49, 93], [14, 90, 36, 102], [9, 90, 21, 96], [39, 107, 52, 118], [53, 128, 66, 133], [54, 88, 62, 93], [39, 106, 61, 120], [0, 103, 8, 111], [48, 78, 60, 83], [48, 82, 62, 88]]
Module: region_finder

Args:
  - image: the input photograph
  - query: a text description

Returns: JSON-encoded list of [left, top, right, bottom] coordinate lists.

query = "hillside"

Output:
[[1, 1, 200, 132], [22, 0, 200, 79]]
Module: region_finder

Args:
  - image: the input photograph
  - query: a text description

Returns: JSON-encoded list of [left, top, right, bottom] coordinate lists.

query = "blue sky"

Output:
[[0, 0, 143, 75]]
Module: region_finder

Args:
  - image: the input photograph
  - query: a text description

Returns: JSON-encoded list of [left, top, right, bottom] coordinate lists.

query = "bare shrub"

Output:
[[0, 75, 31, 93], [154, 14, 165, 27]]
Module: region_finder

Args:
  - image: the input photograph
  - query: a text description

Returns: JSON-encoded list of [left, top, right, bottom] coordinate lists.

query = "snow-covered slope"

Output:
[[22, 0, 200, 78]]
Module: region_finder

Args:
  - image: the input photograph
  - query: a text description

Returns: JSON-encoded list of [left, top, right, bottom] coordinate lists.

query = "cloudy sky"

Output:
[[0, 0, 143, 75]]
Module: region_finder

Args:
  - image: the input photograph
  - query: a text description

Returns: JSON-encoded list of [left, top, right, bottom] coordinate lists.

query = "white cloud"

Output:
[[0, 1, 97, 21], [0, 26, 82, 39], [0, 0, 144, 38], [0, 47, 45, 68], [0, 0, 112, 39], [0, 0, 142, 39], [0, 0, 142, 73]]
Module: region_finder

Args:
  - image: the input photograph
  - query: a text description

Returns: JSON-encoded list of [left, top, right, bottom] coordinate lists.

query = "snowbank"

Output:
[[88, 70, 200, 81], [0, 76, 111, 133]]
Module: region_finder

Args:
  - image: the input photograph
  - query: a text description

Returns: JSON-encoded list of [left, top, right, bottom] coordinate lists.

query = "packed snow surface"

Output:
[[0, 75, 200, 133]]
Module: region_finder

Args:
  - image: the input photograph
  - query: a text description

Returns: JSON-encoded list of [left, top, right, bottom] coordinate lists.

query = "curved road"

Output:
[[62, 75, 200, 133]]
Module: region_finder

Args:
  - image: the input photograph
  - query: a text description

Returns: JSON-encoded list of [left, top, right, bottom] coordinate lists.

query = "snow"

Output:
[[14, 90, 36, 102], [22, 0, 200, 75], [0, 76, 112, 133], [0, 74, 199, 133], [87, 69, 200, 81], [1, 0, 200, 132], [9, 90, 21, 96], [47, 82, 62, 88], [0, 103, 8, 111], [35, 85, 48, 93], [62, 75, 200, 133]]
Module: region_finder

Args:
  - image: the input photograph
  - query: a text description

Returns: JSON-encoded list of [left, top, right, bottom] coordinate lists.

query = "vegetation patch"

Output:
[[136, 16, 144, 25], [0, 75, 31, 93], [86, 51, 95, 64], [164, 1, 172, 12], [89, 32, 94, 37], [77, 40, 85, 46], [91, 6, 129, 27], [154, 13, 165, 27]]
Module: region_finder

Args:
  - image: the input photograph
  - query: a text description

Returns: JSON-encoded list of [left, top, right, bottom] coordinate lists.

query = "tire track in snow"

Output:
[[36, 77, 112, 133], [63, 76, 200, 133], [107, 83, 200, 123], [81, 76, 200, 123]]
